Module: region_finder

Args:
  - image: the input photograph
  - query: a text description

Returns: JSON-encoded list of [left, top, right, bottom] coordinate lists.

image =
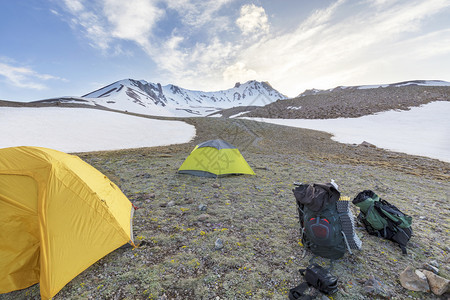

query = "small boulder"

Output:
[[167, 201, 176, 207], [429, 260, 440, 268], [363, 275, 393, 298], [422, 263, 439, 274], [421, 269, 450, 296], [359, 141, 376, 148], [254, 185, 263, 191], [158, 293, 168, 300], [198, 214, 209, 222], [212, 182, 221, 188], [214, 238, 224, 250], [198, 204, 207, 211], [399, 266, 430, 292]]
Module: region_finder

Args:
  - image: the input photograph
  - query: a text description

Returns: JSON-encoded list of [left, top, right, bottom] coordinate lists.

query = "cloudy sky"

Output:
[[1, 0, 450, 101]]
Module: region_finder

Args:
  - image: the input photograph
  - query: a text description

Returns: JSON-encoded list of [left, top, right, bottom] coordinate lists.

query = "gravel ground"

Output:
[[1, 117, 449, 300], [244, 85, 450, 119]]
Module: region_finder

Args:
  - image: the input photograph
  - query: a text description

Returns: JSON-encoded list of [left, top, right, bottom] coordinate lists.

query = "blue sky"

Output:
[[1, 0, 450, 102]]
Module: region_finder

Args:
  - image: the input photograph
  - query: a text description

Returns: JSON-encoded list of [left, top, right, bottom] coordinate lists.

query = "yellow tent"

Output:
[[0, 146, 134, 299], [178, 139, 255, 177]]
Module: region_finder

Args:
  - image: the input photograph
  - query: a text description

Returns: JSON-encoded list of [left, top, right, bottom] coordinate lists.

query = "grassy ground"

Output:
[[2, 117, 449, 300]]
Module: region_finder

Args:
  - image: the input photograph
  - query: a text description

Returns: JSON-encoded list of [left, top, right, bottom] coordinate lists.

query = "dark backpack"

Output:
[[352, 190, 412, 254], [293, 183, 361, 260]]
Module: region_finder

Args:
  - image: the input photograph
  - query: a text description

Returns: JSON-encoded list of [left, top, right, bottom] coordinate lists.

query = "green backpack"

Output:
[[293, 183, 361, 259], [353, 190, 413, 254]]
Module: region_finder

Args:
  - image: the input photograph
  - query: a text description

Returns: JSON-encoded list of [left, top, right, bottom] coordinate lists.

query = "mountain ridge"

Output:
[[297, 80, 450, 97], [79, 79, 287, 117], [244, 81, 450, 119], [1, 79, 449, 119]]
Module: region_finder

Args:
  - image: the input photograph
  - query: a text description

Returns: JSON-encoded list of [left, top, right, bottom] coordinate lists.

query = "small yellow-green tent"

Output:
[[0, 146, 134, 299], [178, 139, 255, 177]]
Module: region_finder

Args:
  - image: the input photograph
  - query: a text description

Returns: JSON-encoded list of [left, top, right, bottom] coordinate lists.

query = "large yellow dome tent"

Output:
[[178, 139, 255, 177], [0, 146, 134, 299]]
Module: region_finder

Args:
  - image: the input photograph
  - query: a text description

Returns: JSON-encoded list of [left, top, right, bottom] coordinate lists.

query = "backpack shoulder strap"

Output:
[[373, 201, 402, 226], [392, 227, 412, 255]]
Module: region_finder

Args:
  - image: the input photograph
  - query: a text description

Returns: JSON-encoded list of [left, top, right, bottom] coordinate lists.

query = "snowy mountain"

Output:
[[79, 79, 287, 117], [297, 80, 450, 97]]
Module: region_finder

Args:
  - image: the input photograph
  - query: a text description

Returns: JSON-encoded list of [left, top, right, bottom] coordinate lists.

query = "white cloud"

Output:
[[402, 29, 450, 59], [63, 0, 84, 13], [227, 0, 450, 96], [50, 9, 61, 16], [152, 35, 237, 88], [300, 0, 345, 29], [190, 38, 235, 71], [60, 0, 111, 51], [58, 0, 162, 52], [58, 0, 233, 56], [0, 61, 64, 90], [152, 34, 188, 75], [103, 0, 163, 43], [165, 0, 233, 29], [236, 4, 269, 36], [223, 62, 257, 83], [55, 0, 450, 95]]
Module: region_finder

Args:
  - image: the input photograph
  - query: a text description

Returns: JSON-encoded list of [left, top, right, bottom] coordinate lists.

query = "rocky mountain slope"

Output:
[[238, 81, 450, 119], [297, 80, 450, 97], [3, 79, 449, 120]]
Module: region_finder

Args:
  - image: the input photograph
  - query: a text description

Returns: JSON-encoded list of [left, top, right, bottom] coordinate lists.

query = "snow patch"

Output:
[[229, 111, 251, 118], [0, 107, 196, 153], [357, 85, 389, 89], [244, 101, 450, 162]]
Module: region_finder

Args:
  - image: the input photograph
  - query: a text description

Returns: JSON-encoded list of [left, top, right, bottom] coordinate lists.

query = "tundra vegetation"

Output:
[[3, 116, 448, 300]]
